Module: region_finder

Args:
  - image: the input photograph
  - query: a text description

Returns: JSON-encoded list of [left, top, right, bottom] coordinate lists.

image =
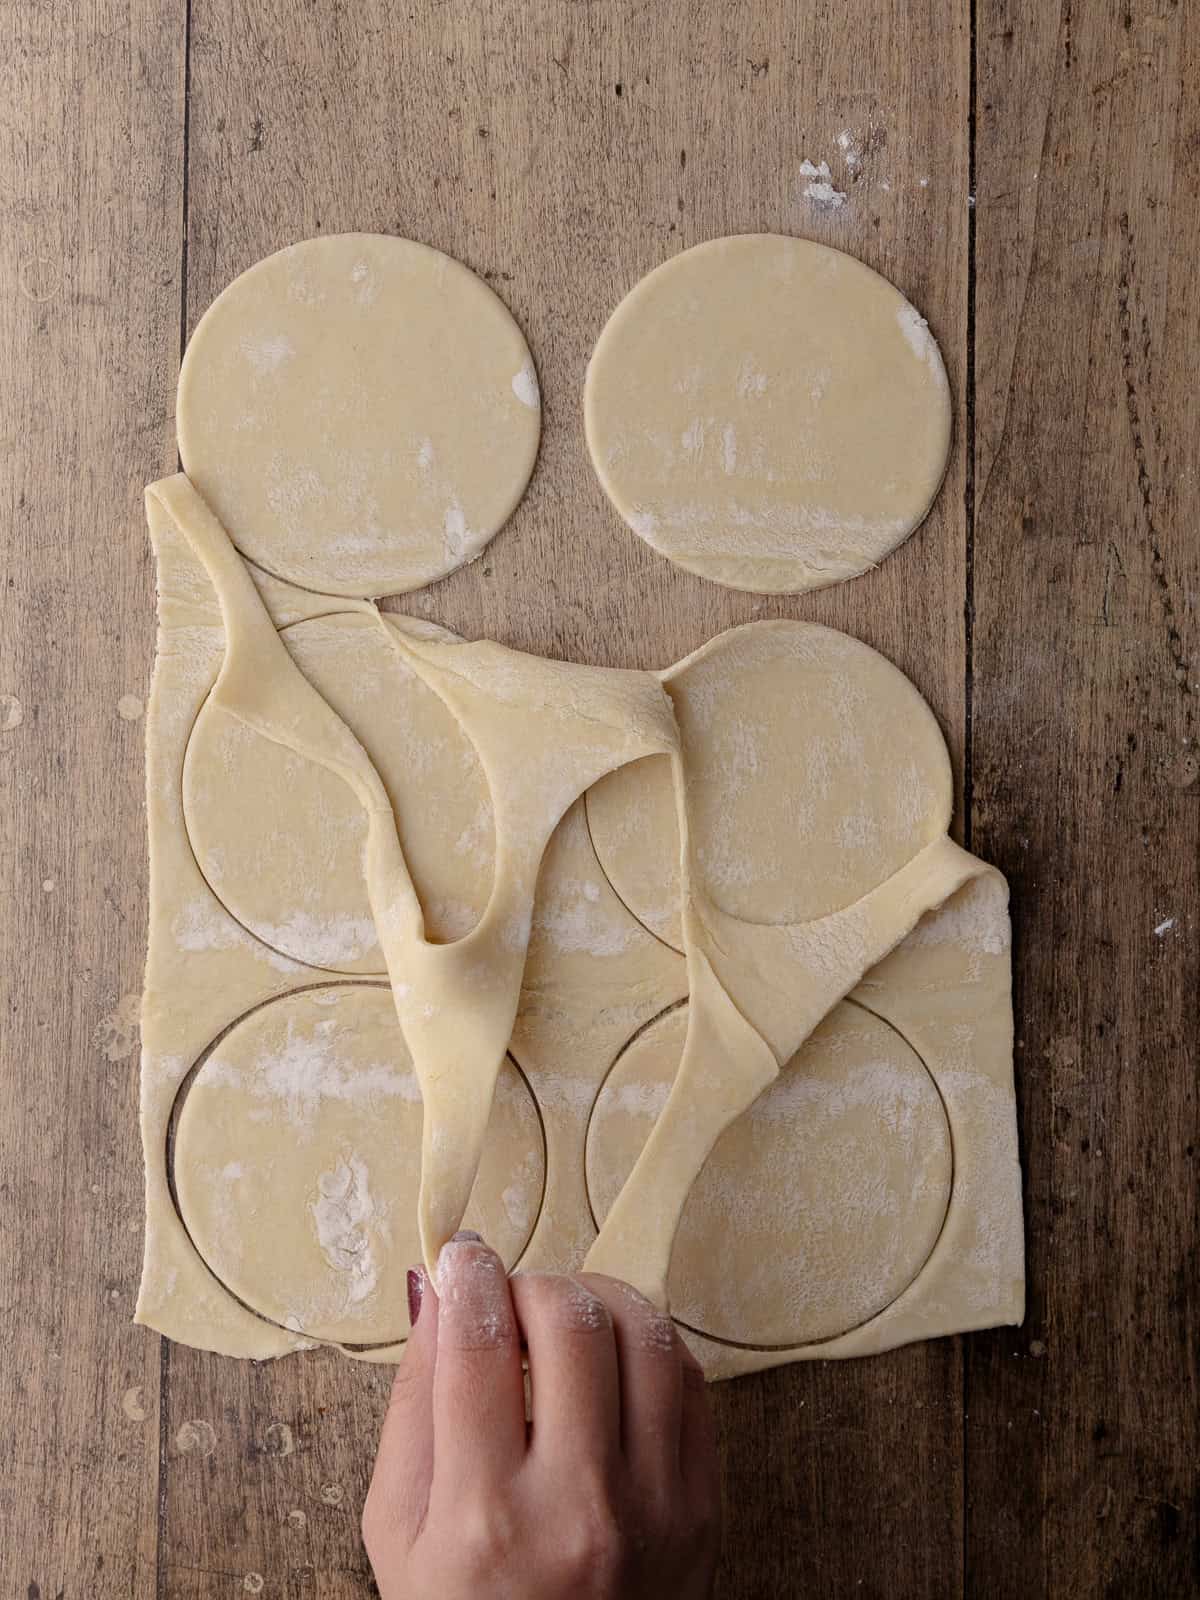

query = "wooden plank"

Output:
[[158, 1352, 390, 1597], [0, 1, 185, 1595], [167, 2, 972, 1596], [968, 0, 1200, 1594]]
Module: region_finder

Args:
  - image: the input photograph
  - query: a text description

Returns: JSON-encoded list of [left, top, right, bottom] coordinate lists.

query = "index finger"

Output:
[[432, 1233, 528, 1489]]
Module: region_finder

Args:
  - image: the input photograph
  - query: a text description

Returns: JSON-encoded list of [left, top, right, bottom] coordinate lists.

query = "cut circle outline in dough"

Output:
[[586, 619, 954, 936], [584, 997, 954, 1350], [177, 233, 541, 599], [168, 981, 547, 1349], [584, 233, 953, 595], [180, 612, 497, 973]]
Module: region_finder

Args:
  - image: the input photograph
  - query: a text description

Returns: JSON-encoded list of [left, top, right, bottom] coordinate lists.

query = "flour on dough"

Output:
[[584, 233, 951, 595], [174, 985, 543, 1345], [587, 1000, 952, 1348], [178, 234, 540, 597]]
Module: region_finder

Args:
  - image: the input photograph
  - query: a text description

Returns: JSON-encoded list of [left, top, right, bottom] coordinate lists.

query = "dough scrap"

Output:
[[178, 234, 540, 597], [584, 234, 952, 594], [149, 472, 680, 1284]]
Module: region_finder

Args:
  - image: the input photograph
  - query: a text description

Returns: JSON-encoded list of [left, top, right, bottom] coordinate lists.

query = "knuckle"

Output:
[[555, 1489, 625, 1587], [455, 1497, 520, 1576]]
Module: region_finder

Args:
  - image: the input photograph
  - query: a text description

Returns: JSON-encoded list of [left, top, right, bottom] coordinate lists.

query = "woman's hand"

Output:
[[363, 1232, 721, 1599]]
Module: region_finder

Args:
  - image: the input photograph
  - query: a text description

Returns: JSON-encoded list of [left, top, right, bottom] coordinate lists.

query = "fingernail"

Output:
[[450, 1229, 483, 1244], [406, 1267, 424, 1327]]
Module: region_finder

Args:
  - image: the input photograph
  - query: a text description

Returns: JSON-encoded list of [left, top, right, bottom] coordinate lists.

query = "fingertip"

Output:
[[580, 1272, 678, 1356], [510, 1271, 614, 1336], [435, 1233, 516, 1351], [509, 1274, 621, 1467]]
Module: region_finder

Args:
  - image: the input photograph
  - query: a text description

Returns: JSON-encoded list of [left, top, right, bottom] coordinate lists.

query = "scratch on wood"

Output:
[[1101, 539, 1126, 626], [1116, 213, 1192, 703]]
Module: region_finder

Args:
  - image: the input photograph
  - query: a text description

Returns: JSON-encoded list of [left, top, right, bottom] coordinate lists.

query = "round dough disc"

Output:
[[178, 233, 541, 597], [584, 234, 952, 594], [586, 1001, 951, 1347], [587, 621, 952, 932], [183, 614, 495, 971], [174, 985, 545, 1345]]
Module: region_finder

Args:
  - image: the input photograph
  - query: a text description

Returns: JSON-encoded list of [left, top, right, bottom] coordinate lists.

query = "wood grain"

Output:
[[0, 1, 184, 1596], [3, 0, 1196, 1594], [967, 0, 1200, 1594]]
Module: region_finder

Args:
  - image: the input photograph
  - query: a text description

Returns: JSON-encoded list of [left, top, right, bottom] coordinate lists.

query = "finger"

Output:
[[363, 1265, 438, 1549], [579, 1274, 684, 1489], [510, 1273, 620, 1473], [677, 1335, 721, 1514], [432, 1232, 527, 1488]]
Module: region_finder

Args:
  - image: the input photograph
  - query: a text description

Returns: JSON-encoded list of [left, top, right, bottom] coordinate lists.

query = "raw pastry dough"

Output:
[[137, 497, 1022, 1373], [584, 234, 951, 594], [586, 1000, 952, 1348], [136, 233, 1023, 1379], [178, 234, 540, 596], [149, 472, 680, 1282], [183, 613, 495, 964], [174, 985, 544, 1345], [578, 623, 978, 1306]]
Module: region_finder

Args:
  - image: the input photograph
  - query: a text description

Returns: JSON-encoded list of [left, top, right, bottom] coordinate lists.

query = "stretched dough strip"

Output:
[[146, 474, 681, 1274], [584, 836, 988, 1303]]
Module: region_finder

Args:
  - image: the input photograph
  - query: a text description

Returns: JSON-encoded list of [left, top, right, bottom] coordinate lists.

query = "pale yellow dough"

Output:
[[178, 234, 540, 597], [584, 234, 952, 594], [136, 233, 1022, 1379], [586, 1000, 952, 1348], [183, 613, 495, 964], [174, 985, 543, 1345], [137, 493, 1022, 1374]]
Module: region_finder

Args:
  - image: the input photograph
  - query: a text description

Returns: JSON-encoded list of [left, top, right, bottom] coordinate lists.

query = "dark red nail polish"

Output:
[[407, 1267, 424, 1327]]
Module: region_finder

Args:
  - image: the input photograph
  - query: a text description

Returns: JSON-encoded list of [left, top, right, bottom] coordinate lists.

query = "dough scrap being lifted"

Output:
[[586, 999, 953, 1349]]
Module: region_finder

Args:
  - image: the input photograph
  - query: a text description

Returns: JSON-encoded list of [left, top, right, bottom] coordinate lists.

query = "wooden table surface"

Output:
[[2, 2, 1197, 1595]]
